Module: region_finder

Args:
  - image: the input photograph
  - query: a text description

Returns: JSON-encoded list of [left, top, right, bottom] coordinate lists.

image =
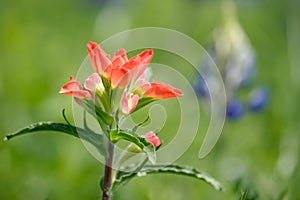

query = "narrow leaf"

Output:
[[4, 122, 107, 157], [62, 109, 73, 127], [4, 122, 80, 140], [113, 164, 223, 191]]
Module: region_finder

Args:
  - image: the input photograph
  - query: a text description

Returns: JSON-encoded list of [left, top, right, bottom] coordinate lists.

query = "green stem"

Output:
[[102, 141, 114, 200]]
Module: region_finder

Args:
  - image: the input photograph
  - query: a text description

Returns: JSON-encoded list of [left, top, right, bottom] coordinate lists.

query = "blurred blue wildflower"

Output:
[[248, 87, 269, 111], [226, 98, 244, 119], [193, 0, 269, 120], [193, 75, 209, 98]]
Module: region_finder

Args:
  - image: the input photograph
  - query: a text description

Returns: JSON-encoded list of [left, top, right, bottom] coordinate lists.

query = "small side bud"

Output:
[[145, 132, 161, 148]]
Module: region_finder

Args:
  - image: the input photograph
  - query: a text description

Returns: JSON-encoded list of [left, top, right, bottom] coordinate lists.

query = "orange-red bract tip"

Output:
[[86, 41, 98, 54], [59, 76, 93, 99], [144, 82, 183, 99], [87, 41, 111, 74]]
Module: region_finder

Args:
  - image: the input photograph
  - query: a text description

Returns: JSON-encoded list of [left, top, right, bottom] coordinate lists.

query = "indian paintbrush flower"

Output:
[[72, 42, 183, 199], [5, 40, 225, 200], [60, 42, 183, 116]]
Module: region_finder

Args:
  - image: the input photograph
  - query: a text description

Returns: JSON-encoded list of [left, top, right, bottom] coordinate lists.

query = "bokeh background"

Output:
[[1, 0, 299, 199]]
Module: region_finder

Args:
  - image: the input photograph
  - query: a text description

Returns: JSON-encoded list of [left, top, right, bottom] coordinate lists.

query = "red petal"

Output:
[[87, 42, 111, 73], [121, 92, 139, 114], [60, 76, 83, 91], [84, 73, 102, 92], [59, 76, 92, 99], [110, 55, 127, 69], [108, 67, 130, 88], [129, 94, 139, 113], [113, 48, 128, 62], [122, 49, 153, 78], [123, 49, 153, 70], [60, 90, 93, 99], [143, 82, 183, 99], [104, 55, 127, 78]]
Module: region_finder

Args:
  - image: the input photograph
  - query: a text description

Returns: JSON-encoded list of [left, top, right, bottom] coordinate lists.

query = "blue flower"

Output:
[[193, 76, 209, 98], [226, 98, 244, 119], [248, 87, 269, 111]]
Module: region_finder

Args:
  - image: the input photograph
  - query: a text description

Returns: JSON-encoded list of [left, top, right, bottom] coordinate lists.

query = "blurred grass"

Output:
[[1, 0, 299, 199]]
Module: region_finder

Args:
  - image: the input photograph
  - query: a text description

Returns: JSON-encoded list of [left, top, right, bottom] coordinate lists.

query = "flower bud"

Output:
[[145, 132, 161, 148]]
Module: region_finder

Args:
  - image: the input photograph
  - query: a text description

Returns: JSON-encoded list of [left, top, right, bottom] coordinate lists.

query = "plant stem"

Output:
[[102, 141, 114, 200]]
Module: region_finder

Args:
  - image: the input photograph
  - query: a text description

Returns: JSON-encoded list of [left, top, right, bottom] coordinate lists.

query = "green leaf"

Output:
[[95, 106, 114, 125], [4, 122, 107, 157], [133, 97, 156, 113], [109, 130, 156, 164], [109, 130, 148, 148], [113, 164, 223, 192]]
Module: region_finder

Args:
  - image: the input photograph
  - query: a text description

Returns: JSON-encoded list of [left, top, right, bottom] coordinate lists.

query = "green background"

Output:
[[0, 0, 299, 199]]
